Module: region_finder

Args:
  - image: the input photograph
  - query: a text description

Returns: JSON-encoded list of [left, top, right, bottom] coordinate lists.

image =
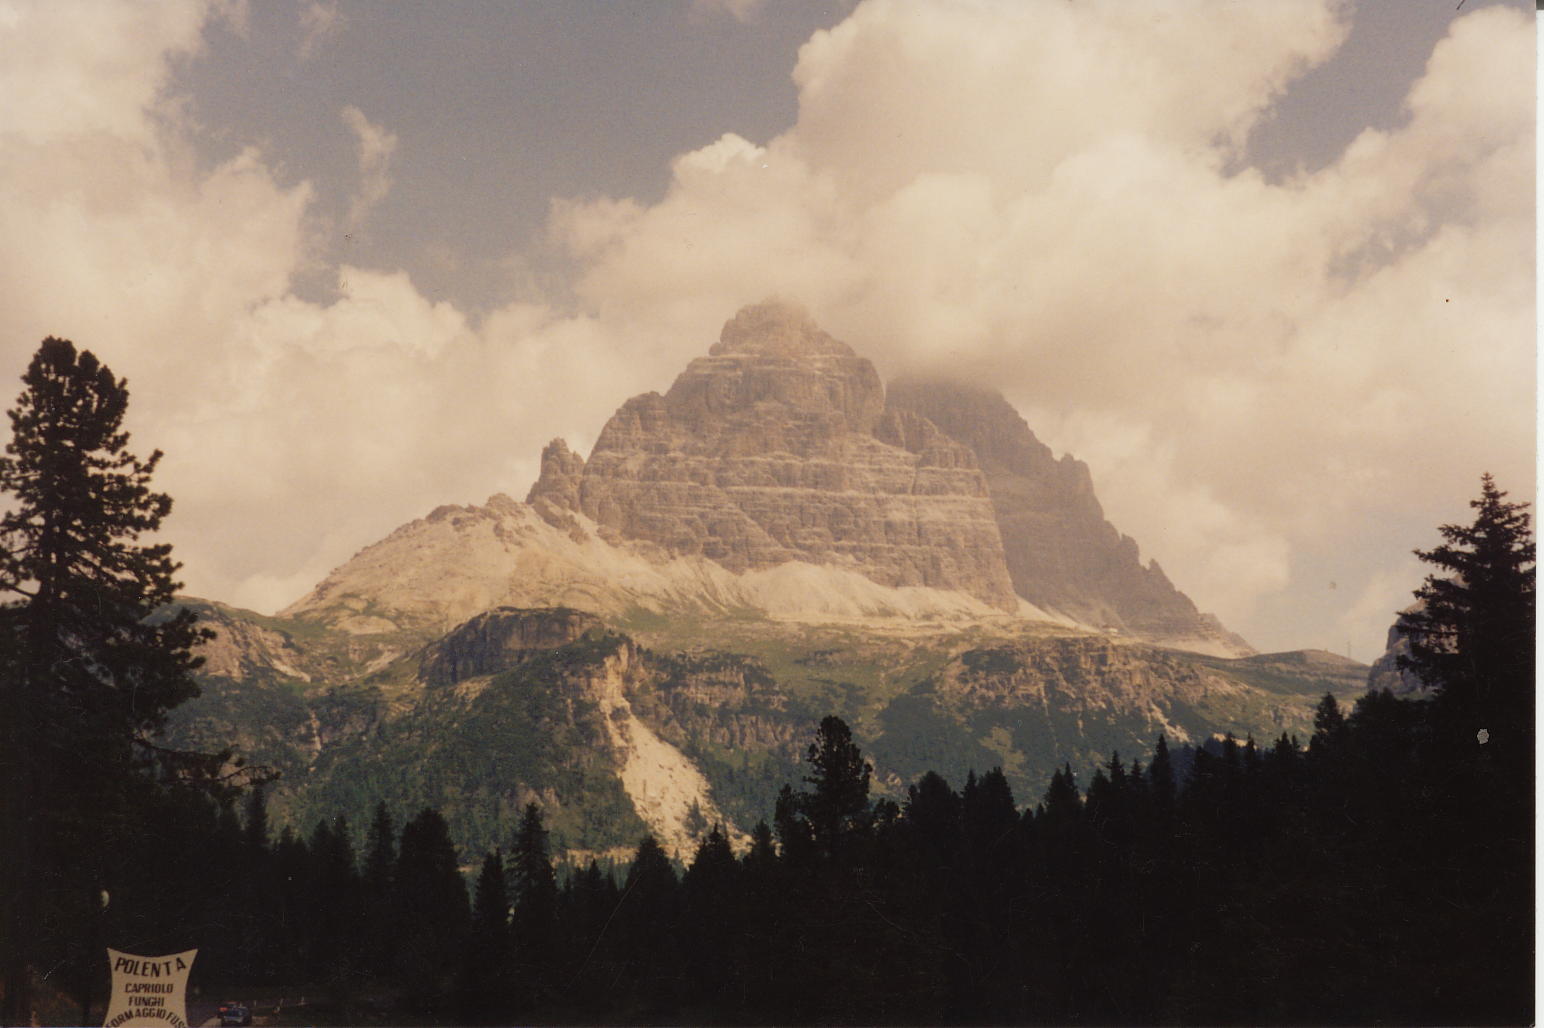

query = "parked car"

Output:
[[217, 1001, 252, 1026]]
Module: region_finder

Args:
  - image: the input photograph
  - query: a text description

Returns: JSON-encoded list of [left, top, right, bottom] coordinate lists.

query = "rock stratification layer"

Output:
[[885, 377, 1250, 653], [529, 300, 1019, 610]]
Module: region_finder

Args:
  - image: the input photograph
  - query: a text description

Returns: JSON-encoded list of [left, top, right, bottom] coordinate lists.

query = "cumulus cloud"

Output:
[[0, 0, 1530, 655], [0, 0, 646, 616], [340, 104, 397, 233], [549, 0, 1533, 650]]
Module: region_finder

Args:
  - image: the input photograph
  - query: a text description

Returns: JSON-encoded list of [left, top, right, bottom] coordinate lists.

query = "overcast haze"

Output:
[[0, 0, 1533, 657]]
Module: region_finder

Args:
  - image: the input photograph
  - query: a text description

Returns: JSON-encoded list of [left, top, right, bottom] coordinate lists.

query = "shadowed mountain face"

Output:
[[528, 300, 1020, 610], [885, 377, 1250, 653]]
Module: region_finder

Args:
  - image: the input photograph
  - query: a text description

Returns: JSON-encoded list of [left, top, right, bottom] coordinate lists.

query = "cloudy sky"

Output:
[[0, 0, 1533, 657]]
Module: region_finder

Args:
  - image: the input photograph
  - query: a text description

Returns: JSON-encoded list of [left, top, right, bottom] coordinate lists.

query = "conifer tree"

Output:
[[1309, 693, 1349, 761], [242, 784, 270, 851], [961, 767, 1017, 855], [394, 808, 469, 1009], [460, 849, 513, 1023], [1399, 473, 1535, 759], [1040, 764, 1081, 824], [508, 802, 557, 997], [0, 338, 217, 1023], [743, 820, 777, 873], [361, 802, 397, 976], [1149, 734, 1176, 813], [801, 715, 873, 858], [617, 835, 681, 1010]]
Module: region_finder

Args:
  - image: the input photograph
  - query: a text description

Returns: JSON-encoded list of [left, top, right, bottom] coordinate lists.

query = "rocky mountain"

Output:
[[527, 300, 1019, 610], [164, 299, 1362, 863], [886, 377, 1250, 654], [281, 492, 1011, 647]]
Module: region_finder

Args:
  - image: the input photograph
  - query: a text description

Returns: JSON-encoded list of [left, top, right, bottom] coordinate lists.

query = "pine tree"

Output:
[[617, 835, 681, 1011], [361, 802, 397, 976], [0, 338, 218, 1023], [460, 850, 513, 1023], [682, 825, 739, 1000], [743, 820, 777, 873], [242, 785, 270, 851], [394, 808, 470, 1010], [961, 767, 1017, 858], [1309, 693, 1347, 755], [1399, 473, 1535, 759], [508, 802, 557, 996], [801, 715, 873, 859], [304, 816, 362, 984], [1040, 764, 1081, 824], [1149, 734, 1176, 814]]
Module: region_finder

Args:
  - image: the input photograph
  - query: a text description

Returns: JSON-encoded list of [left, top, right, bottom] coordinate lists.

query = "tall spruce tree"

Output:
[[508, 803, 557, 1007], [0, 338, 214, 1024], [394, 808, 470, 1010], [460, 850, 513, 1023], [1399, 473, 1535, 761]]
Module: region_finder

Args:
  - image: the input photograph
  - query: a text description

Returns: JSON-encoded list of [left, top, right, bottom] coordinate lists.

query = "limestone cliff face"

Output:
[[528, 300, 1018, 610], [418, 607, 604, 688], [885, 377, 1251, 655]]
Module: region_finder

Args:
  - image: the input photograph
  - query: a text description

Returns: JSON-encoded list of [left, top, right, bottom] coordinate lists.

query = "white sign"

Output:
[[101, 948, 196, 1028]]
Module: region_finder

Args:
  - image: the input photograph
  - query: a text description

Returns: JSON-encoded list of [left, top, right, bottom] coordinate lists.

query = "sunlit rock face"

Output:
[[531, 299, 1020, 610], [885, 376, 1252, 655]]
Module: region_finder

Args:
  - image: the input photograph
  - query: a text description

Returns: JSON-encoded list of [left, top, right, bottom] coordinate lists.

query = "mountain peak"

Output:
[[710, 298, 853, 360]]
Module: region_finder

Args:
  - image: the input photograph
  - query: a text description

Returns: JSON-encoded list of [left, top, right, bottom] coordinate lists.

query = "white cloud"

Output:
[[0, 0, 1530, 658], [340, 104, 397, 233]]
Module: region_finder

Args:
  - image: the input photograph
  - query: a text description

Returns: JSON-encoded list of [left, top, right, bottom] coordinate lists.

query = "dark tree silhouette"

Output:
[[0, 338, 219, 1024], [1399, 473, 1535, 759], [508, 803, 557, 1009], [801, 715, 873, 858], [617, 835, 681, 1013], [359, 802, 397, 975], [393, 808, 470, 1009], [460, 849, 513, 1023]]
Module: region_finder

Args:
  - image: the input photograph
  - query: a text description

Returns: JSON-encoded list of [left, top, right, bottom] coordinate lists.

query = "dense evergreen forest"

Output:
[[92, 679, 1531, 1026]]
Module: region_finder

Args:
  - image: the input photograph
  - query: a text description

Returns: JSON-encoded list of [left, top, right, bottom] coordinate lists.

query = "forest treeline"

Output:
[[99, 682, 1530, 1026]]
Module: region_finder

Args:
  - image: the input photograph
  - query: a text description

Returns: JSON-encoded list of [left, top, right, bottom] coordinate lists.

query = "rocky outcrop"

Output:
[[418, 606, 605, 687], [1366, 606, 1428, 695], [188, 601, 314, 683], [934, 636, 1221, 725], [885, 377, 1252, 655], [526, 439, 585, 518], [529, 300, 1019, 610]]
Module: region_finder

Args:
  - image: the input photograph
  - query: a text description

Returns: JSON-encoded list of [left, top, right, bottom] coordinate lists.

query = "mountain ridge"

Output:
[[165, 300, 1350, 862]]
